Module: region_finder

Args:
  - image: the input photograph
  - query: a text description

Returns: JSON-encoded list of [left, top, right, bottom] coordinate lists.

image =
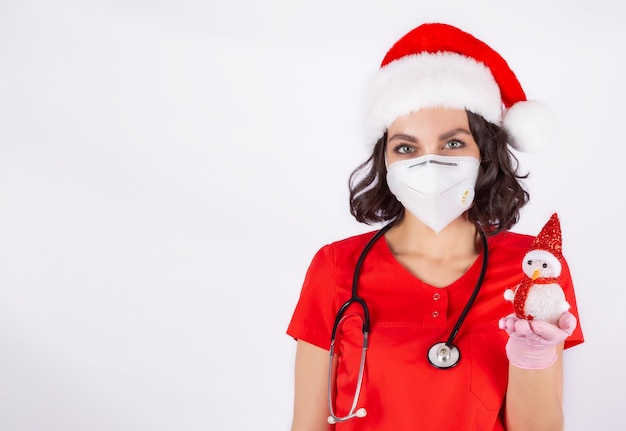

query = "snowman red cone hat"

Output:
[[525, 213, 563, 276], [364, 23, 555, 151]]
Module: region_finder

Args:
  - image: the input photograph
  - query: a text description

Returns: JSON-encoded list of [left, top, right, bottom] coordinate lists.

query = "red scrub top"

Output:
[[287, 229, 584, 431]]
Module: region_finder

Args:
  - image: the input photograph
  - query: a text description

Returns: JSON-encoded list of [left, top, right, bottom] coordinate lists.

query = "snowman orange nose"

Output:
[[531, 269, 541, 280]]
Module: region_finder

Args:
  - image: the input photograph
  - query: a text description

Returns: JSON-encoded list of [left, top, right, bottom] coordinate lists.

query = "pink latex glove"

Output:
[[498, 311, 577, 370]]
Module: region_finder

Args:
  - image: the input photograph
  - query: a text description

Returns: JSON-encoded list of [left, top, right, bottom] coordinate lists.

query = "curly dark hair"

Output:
[[348, 111, 529, 235]]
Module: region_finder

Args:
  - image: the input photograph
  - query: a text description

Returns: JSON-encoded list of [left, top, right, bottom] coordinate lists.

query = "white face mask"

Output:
[[386, 154, 480, 233]]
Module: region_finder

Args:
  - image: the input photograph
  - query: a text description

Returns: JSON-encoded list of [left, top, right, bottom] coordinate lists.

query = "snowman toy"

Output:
[[504, 213, 570, 324]]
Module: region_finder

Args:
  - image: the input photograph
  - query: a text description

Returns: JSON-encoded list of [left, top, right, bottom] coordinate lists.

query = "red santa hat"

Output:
[[524, 213, 563, 276], [363, 23, 555, 152]]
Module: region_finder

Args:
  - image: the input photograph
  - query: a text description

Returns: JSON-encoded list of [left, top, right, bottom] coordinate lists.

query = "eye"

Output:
[[444, 139, 465, 150], [526, 260, 533, 266], [393, 144, 415, 154], [542, 263, 548, 268]]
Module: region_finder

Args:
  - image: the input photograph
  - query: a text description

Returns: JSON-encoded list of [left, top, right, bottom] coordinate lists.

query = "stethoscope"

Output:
[[327, 221, 489, 424]]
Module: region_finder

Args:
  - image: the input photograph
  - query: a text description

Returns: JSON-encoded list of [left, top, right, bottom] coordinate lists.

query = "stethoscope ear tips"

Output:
[[327, 408, 367, 424]]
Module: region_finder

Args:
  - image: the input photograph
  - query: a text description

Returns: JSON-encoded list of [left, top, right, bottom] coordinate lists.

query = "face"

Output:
[[385, 108, 480, 165]]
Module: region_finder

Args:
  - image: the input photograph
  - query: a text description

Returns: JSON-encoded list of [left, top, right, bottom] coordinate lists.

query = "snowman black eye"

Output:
[[542, 263, 548, 268], [527, 260, 533, 266]]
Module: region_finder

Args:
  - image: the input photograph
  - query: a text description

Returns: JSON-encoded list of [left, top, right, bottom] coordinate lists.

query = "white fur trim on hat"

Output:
[[363, 52, 503, 145]]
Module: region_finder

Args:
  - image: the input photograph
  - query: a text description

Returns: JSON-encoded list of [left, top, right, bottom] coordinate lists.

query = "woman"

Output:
[[287, 22, 584, 431]]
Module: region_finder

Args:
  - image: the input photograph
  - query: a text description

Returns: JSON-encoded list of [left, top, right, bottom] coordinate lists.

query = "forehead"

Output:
[[387, 108, 470, 134]]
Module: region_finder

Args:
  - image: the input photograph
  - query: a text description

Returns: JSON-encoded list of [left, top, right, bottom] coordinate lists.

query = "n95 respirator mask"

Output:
[[386, 154, 480, 233]]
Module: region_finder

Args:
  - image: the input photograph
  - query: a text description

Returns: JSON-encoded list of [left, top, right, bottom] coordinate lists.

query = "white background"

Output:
[[0, 1, 623, 430]]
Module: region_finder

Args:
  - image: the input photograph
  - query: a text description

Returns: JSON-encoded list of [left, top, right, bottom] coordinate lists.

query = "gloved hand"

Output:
[[498, 311, 577, 370]]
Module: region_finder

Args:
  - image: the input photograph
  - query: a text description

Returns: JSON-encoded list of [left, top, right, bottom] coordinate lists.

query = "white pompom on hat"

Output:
[[363, 23, 555, 152]]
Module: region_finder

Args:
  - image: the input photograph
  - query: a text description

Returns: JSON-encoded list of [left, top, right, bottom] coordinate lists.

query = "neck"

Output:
[[386, 212, 481, 259]]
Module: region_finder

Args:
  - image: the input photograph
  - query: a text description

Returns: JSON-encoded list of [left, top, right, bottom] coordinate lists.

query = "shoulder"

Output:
[[485, 230, 538, 268], [313, 230, 379, 264], [327, 230, 378, 251], [488, 230, 534, 254]]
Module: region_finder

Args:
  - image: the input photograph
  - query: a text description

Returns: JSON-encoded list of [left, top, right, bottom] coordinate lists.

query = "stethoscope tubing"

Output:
[[327, 221, 489, 422], [330, 222, 394, 341], [443, 230, 488, 347]]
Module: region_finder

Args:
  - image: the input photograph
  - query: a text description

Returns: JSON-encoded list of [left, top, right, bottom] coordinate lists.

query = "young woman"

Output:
[[287, 22, 584, 431]]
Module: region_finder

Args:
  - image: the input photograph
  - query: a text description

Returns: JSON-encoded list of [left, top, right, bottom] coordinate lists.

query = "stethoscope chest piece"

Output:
[[427, 342, 460, 369]]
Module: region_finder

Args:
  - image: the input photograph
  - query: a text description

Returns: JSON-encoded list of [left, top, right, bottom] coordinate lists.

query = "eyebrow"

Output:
[[388, 128, 473, 143], [439, 128, 473, 141], [388, 133, 417, 143]]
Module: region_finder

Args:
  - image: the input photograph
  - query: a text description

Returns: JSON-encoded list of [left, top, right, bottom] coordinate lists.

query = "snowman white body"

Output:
[[504, 251, 570, 324]]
